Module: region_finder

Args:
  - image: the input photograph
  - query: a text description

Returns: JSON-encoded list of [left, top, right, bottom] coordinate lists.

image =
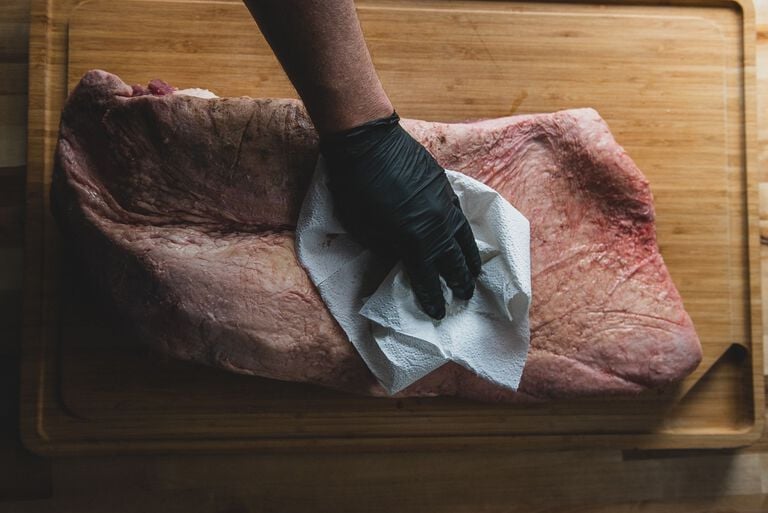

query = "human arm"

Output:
[[243, 0, 482, 319], [243, 0, 392, 134]]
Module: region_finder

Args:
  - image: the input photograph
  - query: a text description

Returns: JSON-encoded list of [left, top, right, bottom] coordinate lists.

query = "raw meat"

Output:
[[52, 70, 702, 401]]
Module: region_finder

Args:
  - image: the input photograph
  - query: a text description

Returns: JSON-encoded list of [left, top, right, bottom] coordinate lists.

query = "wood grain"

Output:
[[17, 0, 764, 454], [0, 0, 53, 503], [2, 0, 768, 510], [1, 448, 767, 512]]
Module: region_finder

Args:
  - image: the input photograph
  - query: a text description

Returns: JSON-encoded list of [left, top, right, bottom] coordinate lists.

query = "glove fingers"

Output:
[[435, 240, 475, 301], [404, 258, 446, 320], [454, 220, 482, 278]]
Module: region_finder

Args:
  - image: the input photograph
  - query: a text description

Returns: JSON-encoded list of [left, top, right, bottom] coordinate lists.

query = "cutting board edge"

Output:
[[21, 0, 765, 454], [19, 411, 766, 457]]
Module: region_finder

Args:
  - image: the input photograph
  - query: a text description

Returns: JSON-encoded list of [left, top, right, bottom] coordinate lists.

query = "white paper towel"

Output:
[[295, 158, 532, 395]]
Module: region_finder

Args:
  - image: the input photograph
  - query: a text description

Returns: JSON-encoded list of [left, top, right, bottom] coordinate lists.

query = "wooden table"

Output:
[[2, 0, 768, 510]]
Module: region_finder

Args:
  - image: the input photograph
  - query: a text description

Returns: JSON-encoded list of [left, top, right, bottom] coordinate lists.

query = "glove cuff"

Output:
[[319, 111, 400, 163]]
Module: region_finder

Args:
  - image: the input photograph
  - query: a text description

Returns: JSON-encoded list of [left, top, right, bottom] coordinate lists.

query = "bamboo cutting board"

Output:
[[21, 0, 764, 454]]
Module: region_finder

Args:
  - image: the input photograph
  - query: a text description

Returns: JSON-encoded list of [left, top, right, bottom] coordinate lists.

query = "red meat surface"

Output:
[[51, 70, 702, 401]]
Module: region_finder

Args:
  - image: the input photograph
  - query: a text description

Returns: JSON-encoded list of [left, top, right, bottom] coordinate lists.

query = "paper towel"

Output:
[[295, 158, 532, 395]]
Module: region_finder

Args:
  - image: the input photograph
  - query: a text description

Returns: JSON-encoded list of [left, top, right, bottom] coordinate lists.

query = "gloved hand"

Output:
[[320, 111, 482, 320]]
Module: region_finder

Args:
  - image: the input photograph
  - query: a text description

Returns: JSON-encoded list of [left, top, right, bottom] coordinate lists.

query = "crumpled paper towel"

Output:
[[295, 157, 532, 395]]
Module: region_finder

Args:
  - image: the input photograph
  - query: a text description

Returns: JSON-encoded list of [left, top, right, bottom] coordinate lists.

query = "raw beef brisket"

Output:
[[52, 70, 702, 401]]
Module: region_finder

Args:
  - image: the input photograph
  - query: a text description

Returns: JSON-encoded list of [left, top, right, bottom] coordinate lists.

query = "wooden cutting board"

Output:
[[21, 0, 764, 454]]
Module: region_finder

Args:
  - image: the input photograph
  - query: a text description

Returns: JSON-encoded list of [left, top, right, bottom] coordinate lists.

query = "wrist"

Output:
[[310, 87, 394, 136]]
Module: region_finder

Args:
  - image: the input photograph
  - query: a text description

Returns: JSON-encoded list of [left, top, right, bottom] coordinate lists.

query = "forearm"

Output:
[[243, 0, 393, 134]]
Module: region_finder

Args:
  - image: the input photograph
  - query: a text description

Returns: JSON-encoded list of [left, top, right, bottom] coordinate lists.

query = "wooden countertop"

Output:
[[2, 0, 768, 510]]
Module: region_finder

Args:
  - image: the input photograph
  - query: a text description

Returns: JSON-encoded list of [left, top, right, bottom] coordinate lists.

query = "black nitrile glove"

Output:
[[320, 111, 482, 320]]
